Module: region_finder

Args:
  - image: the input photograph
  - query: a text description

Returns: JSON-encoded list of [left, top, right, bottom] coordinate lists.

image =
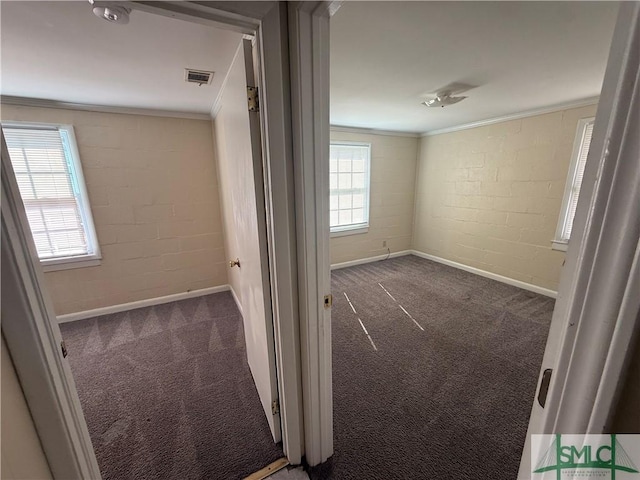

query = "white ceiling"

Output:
[[330, 1, 619, 133], [0, 1, 243, 115]]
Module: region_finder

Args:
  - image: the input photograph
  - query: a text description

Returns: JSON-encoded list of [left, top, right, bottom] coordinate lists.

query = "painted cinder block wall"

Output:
[[412, 104, 598, 291], [330, 130, 418, 265], [1, 105, 228, 315]]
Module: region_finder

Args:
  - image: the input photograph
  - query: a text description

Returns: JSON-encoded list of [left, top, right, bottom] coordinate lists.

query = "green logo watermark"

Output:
[[532, 435, 640, 479]]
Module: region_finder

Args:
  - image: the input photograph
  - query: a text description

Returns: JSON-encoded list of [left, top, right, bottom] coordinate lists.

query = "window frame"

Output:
[[552, 117, 595, 252], [2, 121, 101, 271], [329, 141, 371, 237]]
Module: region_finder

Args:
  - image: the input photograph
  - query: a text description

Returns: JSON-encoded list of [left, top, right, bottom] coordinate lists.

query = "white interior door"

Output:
[[518, 4, 639, 477], [517, 303, 566, 478], [214, 39, 281, 441]]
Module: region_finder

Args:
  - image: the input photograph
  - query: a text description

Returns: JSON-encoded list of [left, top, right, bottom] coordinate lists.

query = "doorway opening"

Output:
[[321, 2, 623, 479], [1, 2, 291, 479]]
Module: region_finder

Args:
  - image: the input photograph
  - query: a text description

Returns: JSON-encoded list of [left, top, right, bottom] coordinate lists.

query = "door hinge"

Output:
[[324, 294, 333, 309], [247, 86, 259, 112], [61, 340, 68, 358], [271, 399, 280, 416]]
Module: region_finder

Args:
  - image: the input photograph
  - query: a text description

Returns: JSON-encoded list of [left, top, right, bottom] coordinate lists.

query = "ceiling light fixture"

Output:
[[422, 91, 467, 108], [91, 3, 131, 24]]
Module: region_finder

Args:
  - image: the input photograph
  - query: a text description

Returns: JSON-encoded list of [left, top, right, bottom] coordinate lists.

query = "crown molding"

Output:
[[0, 95, 212, 121], [421, 96, 600, 137], [330, 125, 420, 138]]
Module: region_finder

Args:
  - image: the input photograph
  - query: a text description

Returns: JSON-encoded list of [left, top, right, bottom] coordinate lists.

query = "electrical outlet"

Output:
[[382, 240, 387, 247]]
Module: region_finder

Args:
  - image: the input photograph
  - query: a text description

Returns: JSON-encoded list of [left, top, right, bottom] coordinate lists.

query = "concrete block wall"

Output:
[[3, 102, 598, 312], [1, 105, 228, 315], [330, 130, 418, 264], [412, 104, 598, 291]]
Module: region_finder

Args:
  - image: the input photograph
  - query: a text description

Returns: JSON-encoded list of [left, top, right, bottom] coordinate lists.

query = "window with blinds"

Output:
[[2, 124, 100, 266], [329, 143, 371, 233], [554, 118, 595, 249]]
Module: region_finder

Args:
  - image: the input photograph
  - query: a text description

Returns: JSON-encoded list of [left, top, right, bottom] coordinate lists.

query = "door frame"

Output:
[[287, 1, 338, 466]]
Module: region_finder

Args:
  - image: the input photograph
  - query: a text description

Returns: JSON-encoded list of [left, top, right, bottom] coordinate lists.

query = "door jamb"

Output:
[[287, 1, 339, 466], [252, 4, 306, 462]]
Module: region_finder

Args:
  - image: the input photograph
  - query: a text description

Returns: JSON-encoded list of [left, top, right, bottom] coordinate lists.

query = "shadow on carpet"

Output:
[[60, 291, 282, 480], [309, 255, 554, 480]]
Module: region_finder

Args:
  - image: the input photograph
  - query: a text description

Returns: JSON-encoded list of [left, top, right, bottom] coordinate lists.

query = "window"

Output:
[[553, 117, 595, 251], [2, 123, 101, 271], [330, 142, 371, 236]]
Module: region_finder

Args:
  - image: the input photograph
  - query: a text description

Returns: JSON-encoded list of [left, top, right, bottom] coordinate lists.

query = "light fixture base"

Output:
[[92, 5, 131, 24], [422, 93, 467, 108]]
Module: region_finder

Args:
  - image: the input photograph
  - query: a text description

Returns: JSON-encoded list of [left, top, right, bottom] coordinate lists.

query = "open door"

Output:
[[518, 3, 640, 477], [213, 38, 281, 442]]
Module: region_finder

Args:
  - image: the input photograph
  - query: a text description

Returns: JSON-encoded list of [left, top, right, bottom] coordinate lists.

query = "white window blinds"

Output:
[[3, 125, 96, 260], [329, 143, 371, 232], [561, 120, 594, 241]]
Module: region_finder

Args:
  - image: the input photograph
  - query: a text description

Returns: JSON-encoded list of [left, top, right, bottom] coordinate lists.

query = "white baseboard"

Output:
[[59, 251, 555, 322], [57, 285, 231, 323], [228, 285, 244, 317], [330, 250, 412, 270], [410, 250, 558, 298]]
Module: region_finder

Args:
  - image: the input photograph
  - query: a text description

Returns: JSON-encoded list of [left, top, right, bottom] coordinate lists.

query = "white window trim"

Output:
[[552, 117, 595, 251], [330, 225, 369, 238], [2, 121, 102, 270], [329, 141, 371, 237]]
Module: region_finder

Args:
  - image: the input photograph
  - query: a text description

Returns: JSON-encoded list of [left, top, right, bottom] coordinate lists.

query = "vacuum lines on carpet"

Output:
[[309, 255, 554, 480], [60, 292, 283, 480]]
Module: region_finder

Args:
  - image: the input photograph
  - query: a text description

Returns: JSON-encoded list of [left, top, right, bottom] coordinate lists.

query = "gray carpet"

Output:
[[309, 255, 554, 480], [60, 292, 283, 480]]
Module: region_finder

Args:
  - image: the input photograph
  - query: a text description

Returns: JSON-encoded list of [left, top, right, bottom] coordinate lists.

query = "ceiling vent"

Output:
[[185, 69, 214, 86]]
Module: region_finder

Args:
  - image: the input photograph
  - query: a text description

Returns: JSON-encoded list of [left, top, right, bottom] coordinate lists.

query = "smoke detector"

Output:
[[422, 91, 467, 108], [184, 69, 214, 86], [92, 4, 131, 24]]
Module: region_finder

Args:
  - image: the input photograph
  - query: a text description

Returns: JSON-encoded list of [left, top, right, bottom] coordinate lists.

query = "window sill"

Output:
[[330, 226, 369, 238], [551, 240, 569, 252], [41, 256, 102, 272]]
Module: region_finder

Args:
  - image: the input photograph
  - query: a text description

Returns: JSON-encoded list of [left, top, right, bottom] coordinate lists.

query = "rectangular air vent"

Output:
[[184, 69, 214, 85]]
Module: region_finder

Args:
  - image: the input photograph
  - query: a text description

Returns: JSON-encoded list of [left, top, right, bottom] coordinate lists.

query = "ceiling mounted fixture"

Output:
[[421, 82, 474, 108], [422, 91, 467, 108], [91, 2, 131, 24]]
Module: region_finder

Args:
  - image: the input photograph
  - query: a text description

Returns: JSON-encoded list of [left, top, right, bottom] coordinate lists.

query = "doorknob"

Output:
[[229, 258, 241, 268]]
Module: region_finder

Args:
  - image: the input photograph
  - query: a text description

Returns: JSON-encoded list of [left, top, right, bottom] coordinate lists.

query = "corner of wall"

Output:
[[409, 135, 425, 252], [409, 103, 598, 292]]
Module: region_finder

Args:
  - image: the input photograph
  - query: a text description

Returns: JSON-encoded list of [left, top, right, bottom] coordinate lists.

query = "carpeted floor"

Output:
[[60, 292, 283, 480], [309, 255, 554, 480]]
